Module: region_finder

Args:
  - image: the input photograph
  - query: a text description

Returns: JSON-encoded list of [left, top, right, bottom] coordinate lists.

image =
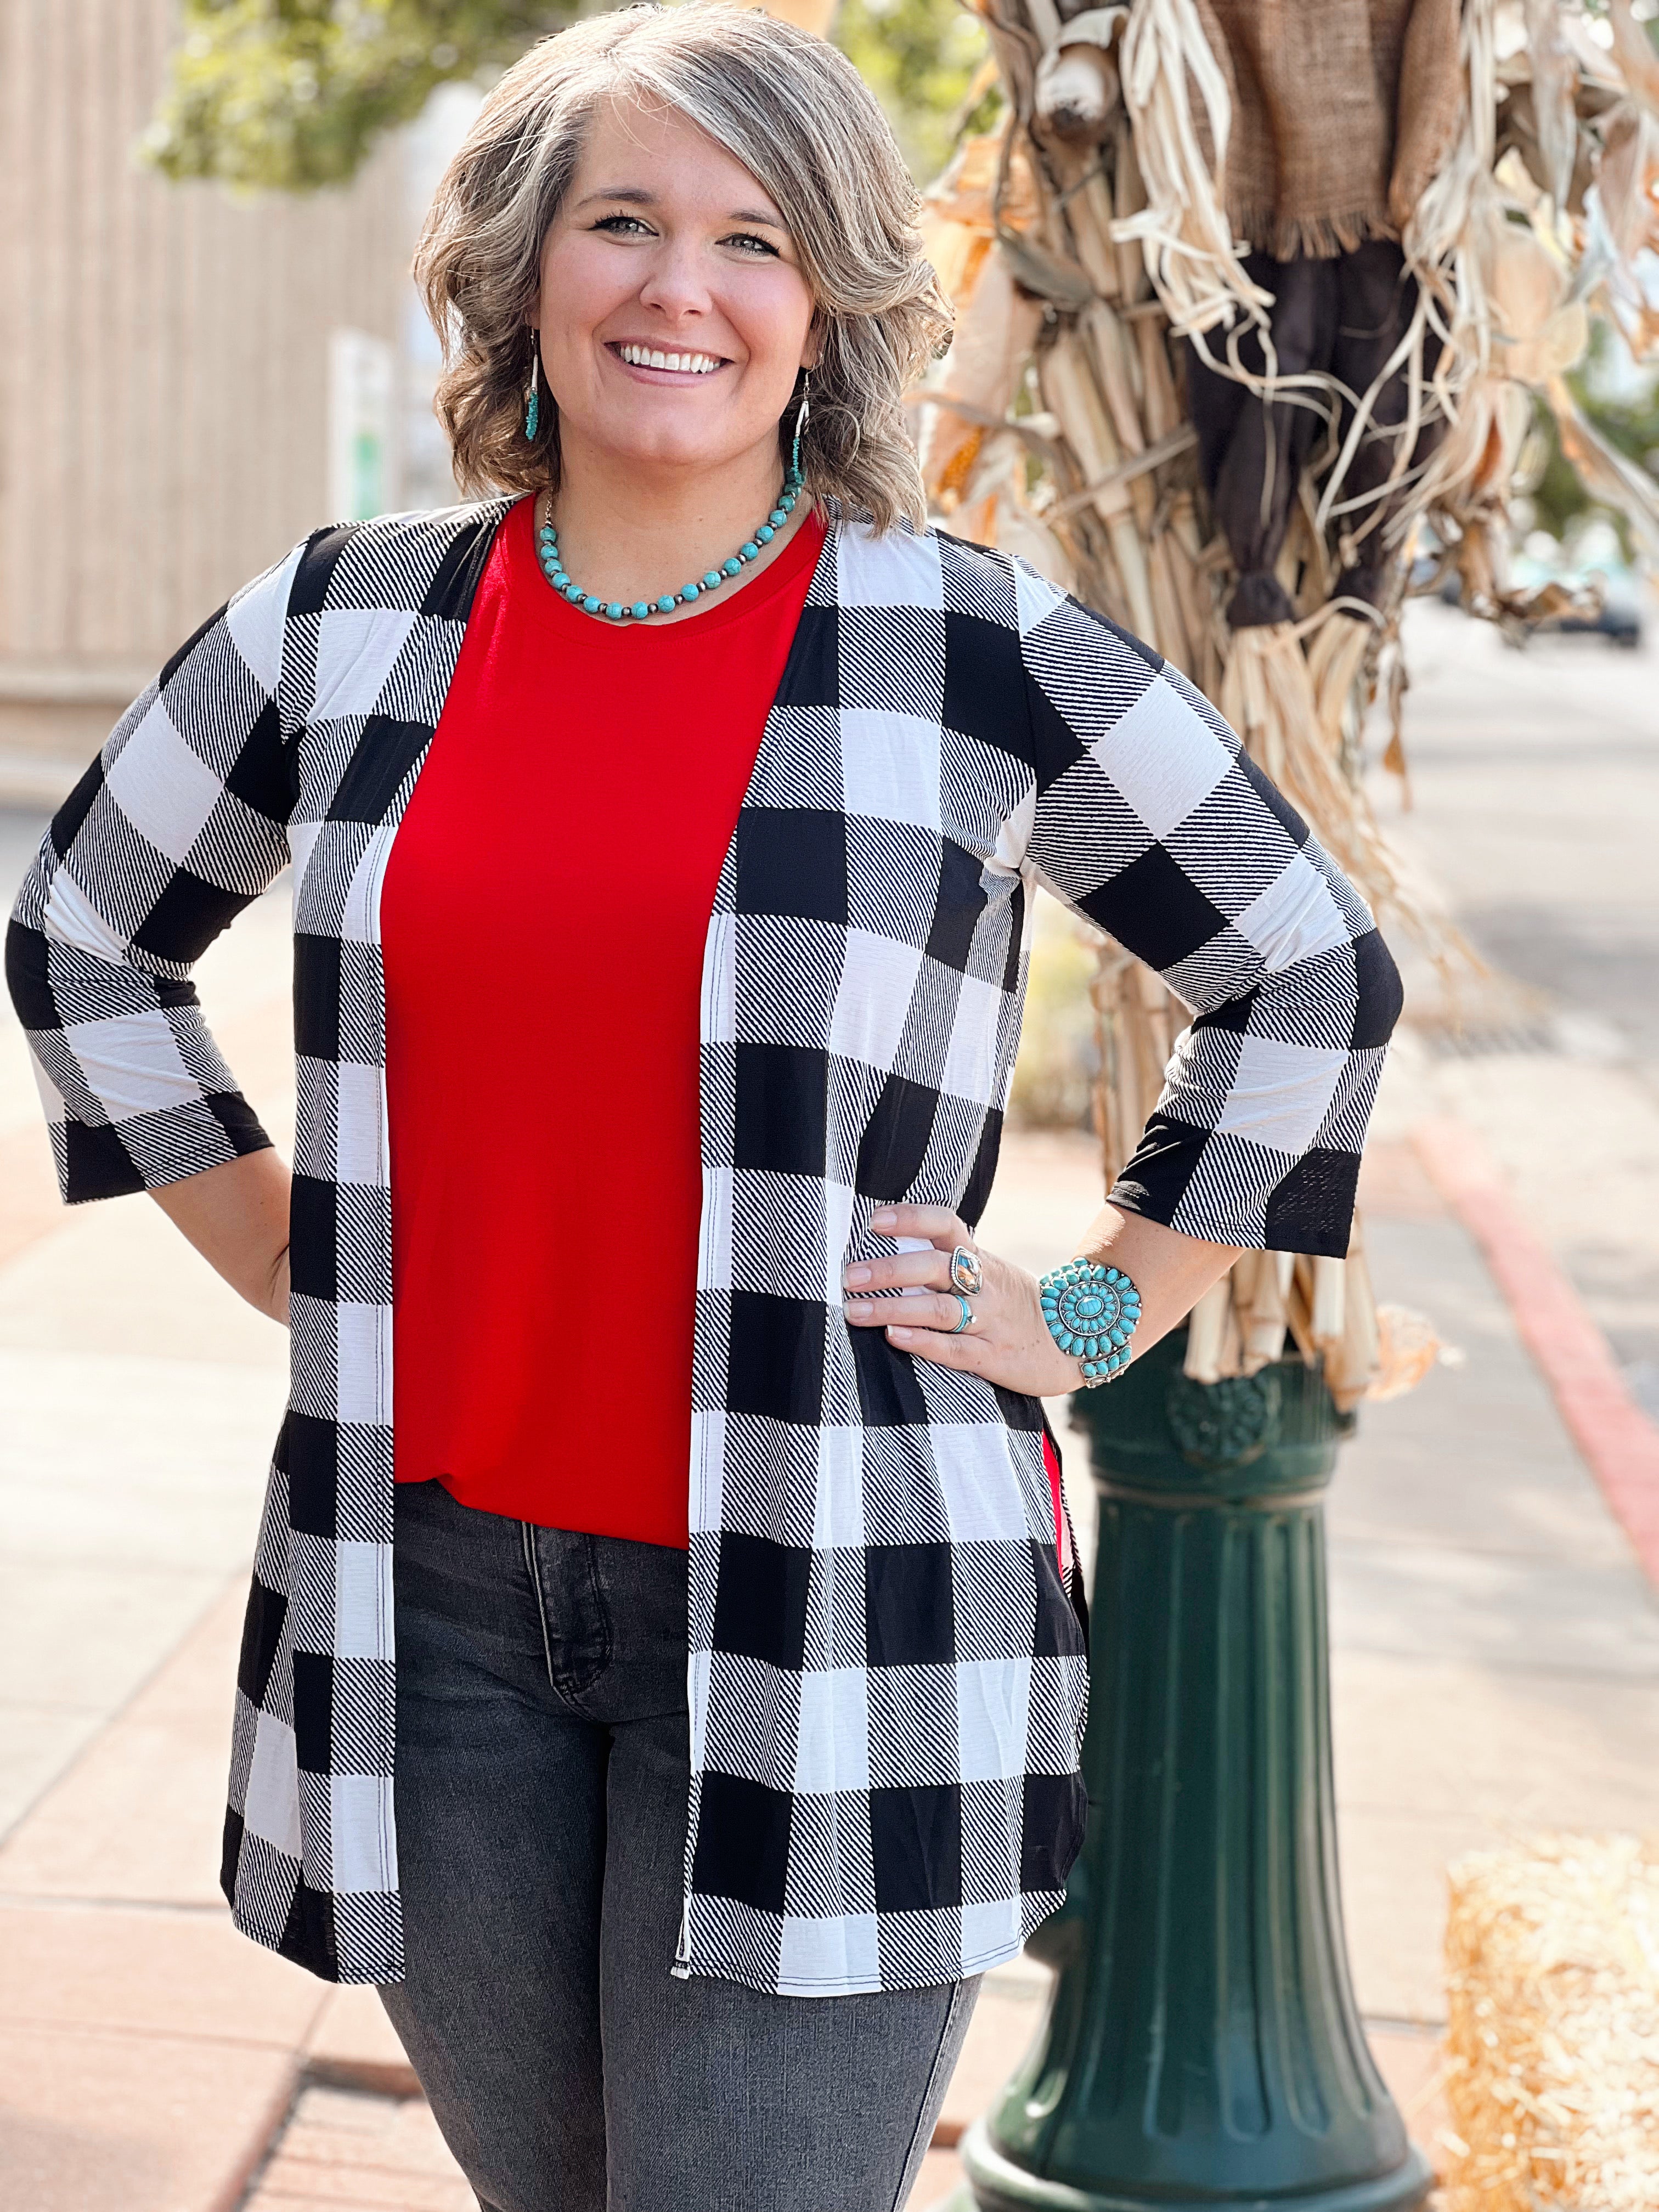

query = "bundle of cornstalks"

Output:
[[915, 0, 1659, 1400], [1442, 1836, 1659, 2212]]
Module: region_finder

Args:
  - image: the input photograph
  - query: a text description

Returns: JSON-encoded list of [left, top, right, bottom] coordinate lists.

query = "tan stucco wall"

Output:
[[0, 0, 409, 778]]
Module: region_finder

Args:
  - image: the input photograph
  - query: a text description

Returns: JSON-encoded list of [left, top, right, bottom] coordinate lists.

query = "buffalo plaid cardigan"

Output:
[[7, 496, 1400, 1997]]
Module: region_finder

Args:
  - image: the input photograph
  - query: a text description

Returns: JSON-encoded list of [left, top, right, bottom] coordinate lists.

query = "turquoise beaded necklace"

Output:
[[535, 390, 809, 622]]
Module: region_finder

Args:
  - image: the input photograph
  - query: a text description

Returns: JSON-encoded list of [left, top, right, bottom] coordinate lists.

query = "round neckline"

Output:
[[506, 493, 827, 648]]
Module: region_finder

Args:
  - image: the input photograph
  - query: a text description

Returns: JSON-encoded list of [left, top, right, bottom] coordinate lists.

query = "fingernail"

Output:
[[845, 1302, 873, 1319], [872, 1211, 896, 1229], [888, 1325, 912, 1341], [844, 1265, 871, 1286]]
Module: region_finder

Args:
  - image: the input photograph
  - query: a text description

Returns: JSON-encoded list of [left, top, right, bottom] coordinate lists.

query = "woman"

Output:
[[4, 7, 1401, 2208]]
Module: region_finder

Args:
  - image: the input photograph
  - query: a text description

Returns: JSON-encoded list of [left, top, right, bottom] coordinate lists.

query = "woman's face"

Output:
[[533, 97, 820, 484]]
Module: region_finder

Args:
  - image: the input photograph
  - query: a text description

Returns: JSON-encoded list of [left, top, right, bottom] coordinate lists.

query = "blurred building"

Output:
[[0, 0, 410, 791]]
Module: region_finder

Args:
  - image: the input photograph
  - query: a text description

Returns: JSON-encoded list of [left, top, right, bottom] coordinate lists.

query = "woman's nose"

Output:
[[635, 246, 714, 322]]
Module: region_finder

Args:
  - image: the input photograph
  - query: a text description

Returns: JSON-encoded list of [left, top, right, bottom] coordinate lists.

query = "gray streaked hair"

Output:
[[414, 1, 953, 531]]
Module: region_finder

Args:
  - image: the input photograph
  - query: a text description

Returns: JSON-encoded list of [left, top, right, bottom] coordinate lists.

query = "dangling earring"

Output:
[[788, 371, 810, 488], [524, 336, 541, 443]]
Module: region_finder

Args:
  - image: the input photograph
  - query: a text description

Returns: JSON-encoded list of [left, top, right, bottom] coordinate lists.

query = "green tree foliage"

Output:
[[1525, 323, 1659, 557], [145, 0, 989, 193], [831, 0, 995, 184], [144, 2, 568, 193]]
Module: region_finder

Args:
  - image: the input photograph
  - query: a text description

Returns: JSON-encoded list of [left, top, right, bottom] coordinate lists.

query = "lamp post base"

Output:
[[948, 1333, 1432, 2212], [950, 2117, 1435, 2212]]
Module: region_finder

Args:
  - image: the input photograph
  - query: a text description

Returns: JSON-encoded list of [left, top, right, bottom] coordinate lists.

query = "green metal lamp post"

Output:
[[953, 1329, 1433, 2212]]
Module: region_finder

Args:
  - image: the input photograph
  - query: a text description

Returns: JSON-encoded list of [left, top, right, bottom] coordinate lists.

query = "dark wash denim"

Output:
[[380, 1479, 982, 2212]]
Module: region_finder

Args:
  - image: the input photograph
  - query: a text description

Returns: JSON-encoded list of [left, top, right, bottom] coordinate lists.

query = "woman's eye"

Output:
[[588, 215, 780, 257]]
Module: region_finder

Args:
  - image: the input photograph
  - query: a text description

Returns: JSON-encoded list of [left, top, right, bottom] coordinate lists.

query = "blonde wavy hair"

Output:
[[414, 2, 953, 533]]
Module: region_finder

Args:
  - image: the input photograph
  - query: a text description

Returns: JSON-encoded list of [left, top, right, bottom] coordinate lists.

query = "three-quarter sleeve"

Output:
[[5, 544, 304, 1204], [1018, 588, 1402, 1258]]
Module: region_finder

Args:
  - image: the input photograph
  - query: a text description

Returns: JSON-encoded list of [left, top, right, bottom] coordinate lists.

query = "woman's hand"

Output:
[[843, 1201, 1244, 1395], [843, 1204, 1079, 1396]]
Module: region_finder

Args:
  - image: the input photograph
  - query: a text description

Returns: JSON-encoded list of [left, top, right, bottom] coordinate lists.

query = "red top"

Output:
[[381, 495, 826, 1548]]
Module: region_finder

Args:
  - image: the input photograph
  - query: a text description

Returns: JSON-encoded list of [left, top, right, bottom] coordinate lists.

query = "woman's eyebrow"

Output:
[[572, 184, 787, 227], [572, 184, 655, 210]]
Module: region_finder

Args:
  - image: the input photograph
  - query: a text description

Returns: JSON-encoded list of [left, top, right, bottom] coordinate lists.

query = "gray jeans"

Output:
[[380, 1479, 981, 2212]]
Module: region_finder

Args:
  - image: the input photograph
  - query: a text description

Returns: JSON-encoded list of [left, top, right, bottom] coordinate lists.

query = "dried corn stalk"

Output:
[[1442, 1836, 1659, 2212], [916, 0, 1659, 1400]]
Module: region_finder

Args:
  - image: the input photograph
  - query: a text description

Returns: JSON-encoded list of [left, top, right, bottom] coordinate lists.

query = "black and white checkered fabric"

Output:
[[7, 496, 1400, 1996]]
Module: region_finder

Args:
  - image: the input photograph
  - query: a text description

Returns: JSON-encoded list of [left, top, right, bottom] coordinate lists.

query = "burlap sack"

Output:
[[1201, 0, 1465, 258]]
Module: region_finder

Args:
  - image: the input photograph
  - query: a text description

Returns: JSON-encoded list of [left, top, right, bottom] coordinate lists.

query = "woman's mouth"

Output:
[[607, 341, 729, 380]]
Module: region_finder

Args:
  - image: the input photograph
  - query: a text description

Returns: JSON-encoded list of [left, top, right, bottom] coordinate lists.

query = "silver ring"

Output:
[[950, 1246, 984, 1297], [947, 1293, 973, 1334]]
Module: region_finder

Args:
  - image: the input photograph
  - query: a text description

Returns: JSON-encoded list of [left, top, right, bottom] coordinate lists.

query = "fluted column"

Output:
[[958, 1331, 1432, 2212]]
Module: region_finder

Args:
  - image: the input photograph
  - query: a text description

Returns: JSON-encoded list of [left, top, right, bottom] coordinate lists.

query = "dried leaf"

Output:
[[1522, 0, 1579, 211]]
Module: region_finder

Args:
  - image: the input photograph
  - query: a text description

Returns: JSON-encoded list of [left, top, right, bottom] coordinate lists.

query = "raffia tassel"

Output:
[[1309, 1254, 1347, 1351], [1177, 1243, 1385, 1403], [1217, 1280, 1244, 1379], [1183, 1274, 1234, 1383], [1284, 1257, 1319, 1362], [1237, 1249, 1294, 1375], [1325, 1229, 1382, 1413], [1112, 0, 1273, 340], [1302, 607, 1376, 747]]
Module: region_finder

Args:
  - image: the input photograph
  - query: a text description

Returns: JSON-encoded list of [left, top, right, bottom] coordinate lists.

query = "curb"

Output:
[[1412, 1115, 1659, 1587], [302, 2047, 422, 2101], [208, 2062, 303, 2212]]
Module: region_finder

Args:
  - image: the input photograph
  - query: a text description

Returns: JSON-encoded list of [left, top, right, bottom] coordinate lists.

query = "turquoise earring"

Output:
[[791, 372, 810, 483], [524, 340, 540, 442]]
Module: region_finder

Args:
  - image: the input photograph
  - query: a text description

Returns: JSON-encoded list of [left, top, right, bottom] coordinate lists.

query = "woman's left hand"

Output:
[[843, 1203, 1080, 1397]]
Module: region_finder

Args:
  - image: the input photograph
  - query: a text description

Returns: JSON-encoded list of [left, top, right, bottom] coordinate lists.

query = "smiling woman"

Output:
[[515, 95, 826, 620], [416, 3, 950, 542], [4, 3, 1401, 2208]]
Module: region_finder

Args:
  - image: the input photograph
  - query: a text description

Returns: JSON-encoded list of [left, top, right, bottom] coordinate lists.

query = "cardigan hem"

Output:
[[664, 1903, 1066, 1996]]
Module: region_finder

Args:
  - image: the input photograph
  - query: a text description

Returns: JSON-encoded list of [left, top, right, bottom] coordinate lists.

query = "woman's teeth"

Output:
[[616, 344, 722, 374]]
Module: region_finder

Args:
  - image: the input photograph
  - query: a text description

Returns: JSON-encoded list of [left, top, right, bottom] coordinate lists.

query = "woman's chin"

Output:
[[580, 428, 757, 481]]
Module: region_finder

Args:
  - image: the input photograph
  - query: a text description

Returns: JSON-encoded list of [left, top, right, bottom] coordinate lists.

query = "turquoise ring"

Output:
[[947, 1293, 973, 1334], [950, 1246, 984, 1297]]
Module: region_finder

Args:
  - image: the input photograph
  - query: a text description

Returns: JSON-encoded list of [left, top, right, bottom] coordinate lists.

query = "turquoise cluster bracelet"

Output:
[[1039, 1259, 1142, 1386]]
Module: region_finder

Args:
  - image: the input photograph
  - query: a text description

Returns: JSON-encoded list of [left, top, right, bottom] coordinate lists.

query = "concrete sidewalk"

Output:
[[1, 803, 1656, 2207], [1376, 604, 1659, 1427]]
